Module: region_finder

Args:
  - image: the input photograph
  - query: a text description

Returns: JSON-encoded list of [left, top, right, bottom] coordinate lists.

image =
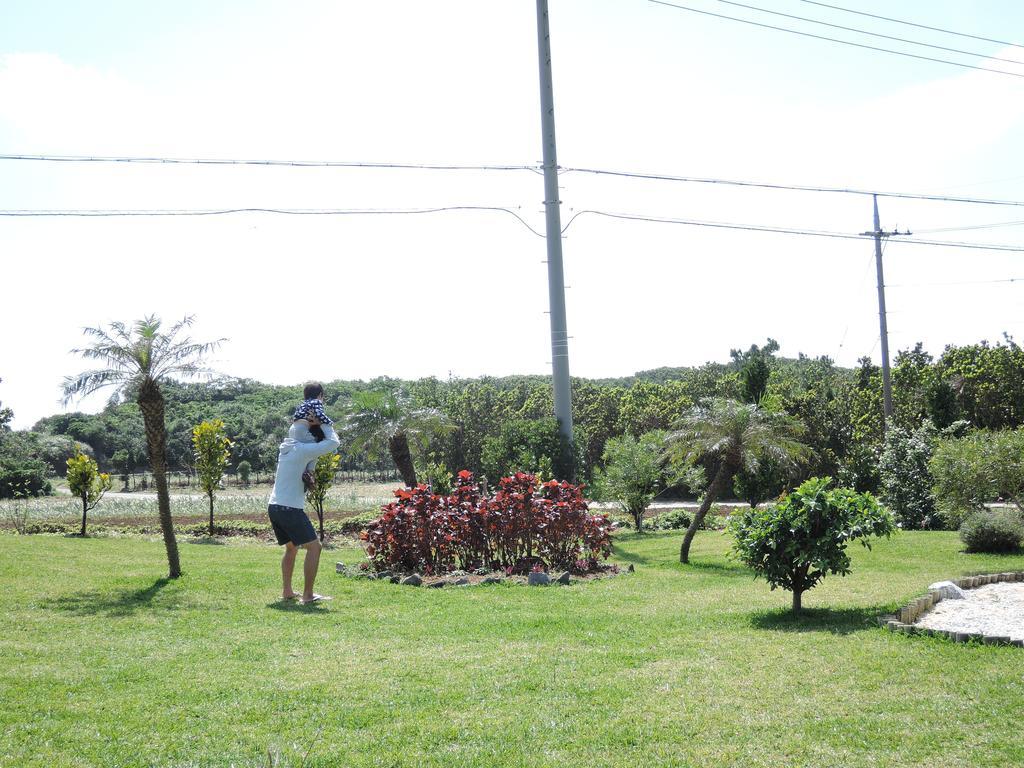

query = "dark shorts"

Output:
[[267, 504, 317, 547]]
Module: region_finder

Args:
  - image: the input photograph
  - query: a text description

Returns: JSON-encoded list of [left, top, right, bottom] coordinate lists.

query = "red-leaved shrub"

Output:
[[361, 471, 613, 574]]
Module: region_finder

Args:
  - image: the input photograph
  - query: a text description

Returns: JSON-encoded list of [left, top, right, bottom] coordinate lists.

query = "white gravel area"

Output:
[[915, 582, 1024, 641]]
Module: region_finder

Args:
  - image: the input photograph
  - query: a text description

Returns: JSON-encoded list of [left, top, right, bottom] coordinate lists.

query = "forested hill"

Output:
[[13, 339, 1024, 493]]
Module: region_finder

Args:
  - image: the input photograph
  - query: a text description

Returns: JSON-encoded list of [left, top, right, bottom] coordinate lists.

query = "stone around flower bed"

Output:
[[335, 562, 346, 574], [451, 577, 470, 586], [480, 576, 504, 585], [401, 574, 423, 587], [528, 572, 551, 586], [928, 580, 966, 600], [427, 580, 447, 589], [555, 571, 571, 585]]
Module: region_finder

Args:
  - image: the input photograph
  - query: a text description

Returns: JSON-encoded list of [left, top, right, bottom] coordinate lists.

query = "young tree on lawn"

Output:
[[594, 431, 667, 532], [730, 477, 895, 611], [63, 316, 224, 578], [666, 398, 808, 563], [306, 451, 340, 542], [193, 418, 232, 537], [236, 460, 252, 487], [344, 389, 450, 487], [66, 451, 112, 536]]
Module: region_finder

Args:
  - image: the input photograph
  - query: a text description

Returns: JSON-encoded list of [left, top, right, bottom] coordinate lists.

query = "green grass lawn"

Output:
[[1, 530, 1022, 768]]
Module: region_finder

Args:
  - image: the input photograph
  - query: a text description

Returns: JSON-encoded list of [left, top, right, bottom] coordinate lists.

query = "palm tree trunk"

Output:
[[388, 433, 418, 487], [138, 380, 181, 579], [679, 464, 733, 564]]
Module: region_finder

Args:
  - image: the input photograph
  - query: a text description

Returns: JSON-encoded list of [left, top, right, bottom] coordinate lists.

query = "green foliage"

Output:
[[480, 417, 571, 482], [649, 508, 692, 530], [665, 398, 808, 480], [935, 337, 1024, 429], [879, 423, 937, 529], [0, 379, 12, 431], [306, 452, 341, 541], [192, 419, 231, 495], [592, 431, 667, 531], [235, 459, 251, 486], [65, 451, 112, 535], [193, 419, 232, 535], [344, 388, 451, 485], [959, 509, 1024, 553], [733, 455, 790, 508], [931, 429, 1024, 528], [417, 459, 453, 494], [729, 477, 895, 611], [0, 431, 52, 499], [731, 338, 779, 405]]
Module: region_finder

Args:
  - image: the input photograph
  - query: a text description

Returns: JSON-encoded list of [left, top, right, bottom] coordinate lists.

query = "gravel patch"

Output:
[[915, 582, 1024, 642]]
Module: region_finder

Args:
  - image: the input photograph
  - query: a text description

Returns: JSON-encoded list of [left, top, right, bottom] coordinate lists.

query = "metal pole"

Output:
[[535, 0, 574, 477], [872, 195, 894, 426]]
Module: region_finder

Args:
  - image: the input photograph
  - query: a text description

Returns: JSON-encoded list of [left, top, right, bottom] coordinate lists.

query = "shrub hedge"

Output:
[[959, 509, 1024, 553], [361, 471, 613, 575]]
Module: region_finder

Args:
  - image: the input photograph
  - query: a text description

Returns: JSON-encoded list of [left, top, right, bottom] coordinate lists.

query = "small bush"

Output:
[[959, 509, 1024, 553], [650, 508, 692, 530], [361, 470, 613, 574], [730, 477, 895, 612]]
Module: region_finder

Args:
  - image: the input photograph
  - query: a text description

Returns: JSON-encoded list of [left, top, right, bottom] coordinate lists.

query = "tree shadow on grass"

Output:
[[750, 605, 889, 636], [186, 536, 226, 545], [44, 577, 176, 618], [684, 560, 753, 579], [611, 545, 653, 567]]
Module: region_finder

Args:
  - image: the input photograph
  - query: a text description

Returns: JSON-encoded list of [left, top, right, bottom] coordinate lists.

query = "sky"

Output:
[[1, 0, 1023, 429]]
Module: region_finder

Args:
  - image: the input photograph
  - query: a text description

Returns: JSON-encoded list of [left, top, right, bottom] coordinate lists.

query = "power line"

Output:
[[8, 152, 1024, 210], [559, 208, 1024, 252], [0, 154, 540, 172], [0, 206, 547, 237], [888, 277, 1024, 288], [647, 0, 1024, 79], [560, 166, 1024, 208], [800, 0, 1024, 51], [911, 220, 1024, 234], [716, 0, 1024, 66]]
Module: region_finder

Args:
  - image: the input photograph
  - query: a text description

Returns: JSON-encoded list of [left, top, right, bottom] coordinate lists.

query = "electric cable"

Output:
[[0, 206, 547, 237], [715, 0, 1024, 66], [800, 0, 1024, 50], [648, 0, 1024, 79]]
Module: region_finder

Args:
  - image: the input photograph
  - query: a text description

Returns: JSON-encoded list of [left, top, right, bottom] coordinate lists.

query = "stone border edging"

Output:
[[881, 571, 1024, 646]]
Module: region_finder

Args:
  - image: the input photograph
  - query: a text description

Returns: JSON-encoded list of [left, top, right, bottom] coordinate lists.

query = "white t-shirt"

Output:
[[268, 422, 340, 510]]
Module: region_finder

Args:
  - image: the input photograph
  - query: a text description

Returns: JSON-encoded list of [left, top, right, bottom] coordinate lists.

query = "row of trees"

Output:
[[17, 336, 1024, 496]]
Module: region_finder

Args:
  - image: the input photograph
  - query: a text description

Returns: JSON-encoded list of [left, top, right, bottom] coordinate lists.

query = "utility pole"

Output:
[[860, 194, 909, 432], [535, 0, 575, 478]]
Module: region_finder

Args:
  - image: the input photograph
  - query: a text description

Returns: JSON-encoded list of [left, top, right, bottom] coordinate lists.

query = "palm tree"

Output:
[[344, 390, 450, 487], [665, 398, 808, 564], [63, 316, 224, 578]]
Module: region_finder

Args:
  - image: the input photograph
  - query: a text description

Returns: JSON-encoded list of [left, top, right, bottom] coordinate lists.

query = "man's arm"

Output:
[[293, 425, 341, 464]]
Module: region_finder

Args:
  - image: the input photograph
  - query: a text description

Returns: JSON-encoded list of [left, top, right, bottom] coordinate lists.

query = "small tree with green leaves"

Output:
[[66, 451, 112, 536], [192, 419, 232, 536], [593, 431, 667, 532], [729, 477, 895, 612], [879, 422, 937, 529], [306, 452, 340, 542], [236, 459, 252, 487]]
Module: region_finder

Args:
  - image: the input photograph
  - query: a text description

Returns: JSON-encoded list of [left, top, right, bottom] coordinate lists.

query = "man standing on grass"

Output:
[[268, 419, 340, 604]]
